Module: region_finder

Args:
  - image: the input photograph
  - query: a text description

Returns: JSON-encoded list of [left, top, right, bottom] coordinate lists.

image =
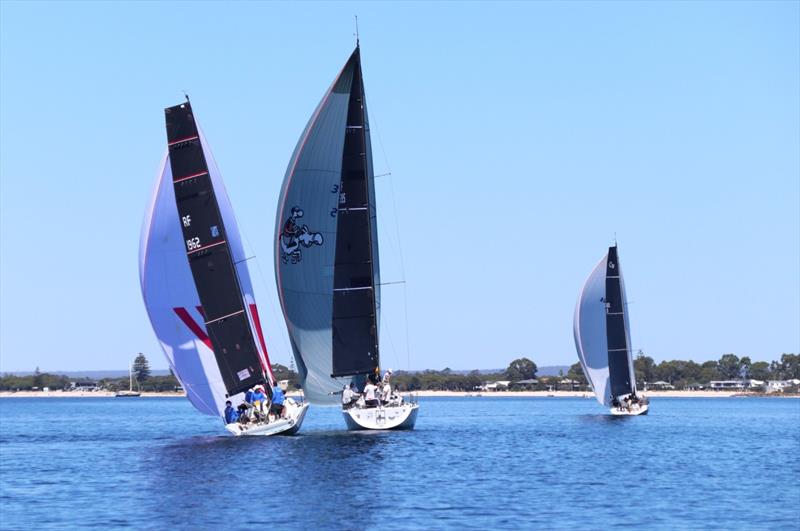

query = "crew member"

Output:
[[251, 386, 267, 419], [342, 383, 358, 409], [224, 400, 239, 424], [380, 380, 392, 405], [363, 378, 379, 408], [270, 382, 286, 419]]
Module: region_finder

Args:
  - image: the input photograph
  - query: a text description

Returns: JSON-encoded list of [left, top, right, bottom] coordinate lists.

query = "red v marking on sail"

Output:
[[173, 307, 213, 351], [248, 303, 274, 380]]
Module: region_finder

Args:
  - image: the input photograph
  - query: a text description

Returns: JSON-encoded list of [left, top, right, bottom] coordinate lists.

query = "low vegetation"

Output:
[[1, 354, 797, 393]]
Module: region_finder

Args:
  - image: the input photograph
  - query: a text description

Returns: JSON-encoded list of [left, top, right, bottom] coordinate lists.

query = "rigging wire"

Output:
[[369, 108, 412, 371]]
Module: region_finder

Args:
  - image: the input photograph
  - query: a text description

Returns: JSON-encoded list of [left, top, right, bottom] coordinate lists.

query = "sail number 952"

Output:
[[186, 237, 201, 251]]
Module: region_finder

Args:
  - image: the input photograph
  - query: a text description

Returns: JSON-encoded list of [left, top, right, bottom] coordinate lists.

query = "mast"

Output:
[[605, 244, 635, 398], [164, 101, 269, 397], [331, 46, 380, 378]]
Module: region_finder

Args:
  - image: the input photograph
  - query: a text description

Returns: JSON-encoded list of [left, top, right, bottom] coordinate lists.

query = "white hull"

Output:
[[610, 403, 649, 416], [225, 400, 309, 437], [343, 403, 419, 431]]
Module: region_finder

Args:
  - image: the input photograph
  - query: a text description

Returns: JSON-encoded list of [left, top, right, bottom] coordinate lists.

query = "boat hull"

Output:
[[342, 403, 419, 431], [610, 403, 649, 416], [225, 401, 309, 437]]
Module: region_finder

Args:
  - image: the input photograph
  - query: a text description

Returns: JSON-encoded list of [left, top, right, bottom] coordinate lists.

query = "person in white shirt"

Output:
[[380, 381, 391, 405], [382, 368, 393, 384], [342, 383, 358, 409], [363, 380, 379, 408]]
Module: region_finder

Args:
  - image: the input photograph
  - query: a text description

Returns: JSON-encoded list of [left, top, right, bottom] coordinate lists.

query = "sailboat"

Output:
[[274, 45, 419, 430], [139, 98, 309, 436], [573, 244, 649, 416], [115, 360, 141, 397]]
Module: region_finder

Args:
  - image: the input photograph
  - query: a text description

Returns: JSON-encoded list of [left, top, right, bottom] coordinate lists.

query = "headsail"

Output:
[[140, 101, 273, 417], [275, 47, 380, 404], [573, 245, 636, 406]]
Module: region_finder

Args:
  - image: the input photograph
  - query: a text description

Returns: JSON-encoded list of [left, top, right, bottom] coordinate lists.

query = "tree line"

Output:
[[1, 353, 797, 392]]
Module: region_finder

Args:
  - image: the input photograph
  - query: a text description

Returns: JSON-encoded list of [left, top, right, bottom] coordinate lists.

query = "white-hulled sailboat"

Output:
[[574, 244, 649, 416], [115, 360, 141, 397], [139, 99, 308, 436], [274, 45, 418, 430]]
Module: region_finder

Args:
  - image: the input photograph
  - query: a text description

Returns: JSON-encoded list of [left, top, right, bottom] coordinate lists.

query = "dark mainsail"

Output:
[[165, 101, 266, 397], [605, 245, 634, 398], [331, 48, 380, 378]]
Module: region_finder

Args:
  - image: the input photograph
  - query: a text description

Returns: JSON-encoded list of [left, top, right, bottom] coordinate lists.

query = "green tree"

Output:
[[739, 356, 752, 379], [749, 361, 771, 381], [504, 358, 538, 381], [567, 362, 587, 385], [778, 353, 799, 379], [717, 354, 741, 380], [133, 353, 151, 382], [32, 366, 43, 388], [699, 360, 719, 383], [634, 353, 656, 383]]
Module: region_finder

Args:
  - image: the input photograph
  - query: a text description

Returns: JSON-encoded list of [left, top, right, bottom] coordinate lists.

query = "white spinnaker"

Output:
[[140, 152, 226, 416], [573, 254, 612, 406], [274, 53, 357, 405], [140, 132, 270, 417]]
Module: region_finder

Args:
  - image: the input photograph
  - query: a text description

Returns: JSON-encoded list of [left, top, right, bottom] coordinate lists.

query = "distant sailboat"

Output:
[[275, 45, 418, 430], [139, 99, 308, 435], [115, 360, 141, 397], [573, 244, 649, 415]]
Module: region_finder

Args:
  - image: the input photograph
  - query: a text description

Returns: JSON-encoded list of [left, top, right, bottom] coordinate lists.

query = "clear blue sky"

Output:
[[1, 1, 798, 372]]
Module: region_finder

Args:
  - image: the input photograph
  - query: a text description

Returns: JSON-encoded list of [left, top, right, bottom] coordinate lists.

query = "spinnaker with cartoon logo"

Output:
[[573, 243, 649, 416], [139, 98, 308, 436], [274, 44, 419, 430], [279, 207, 323, 264]]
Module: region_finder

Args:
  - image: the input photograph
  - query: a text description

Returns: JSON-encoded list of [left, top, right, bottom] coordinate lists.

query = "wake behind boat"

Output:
[[274, 44, 418, 431], [139, 99, 307, 436], [574, 244, 649, 416]]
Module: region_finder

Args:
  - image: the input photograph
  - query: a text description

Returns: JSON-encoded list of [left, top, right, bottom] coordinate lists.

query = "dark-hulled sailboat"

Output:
[[274, 46, 418, 430], [140, 99, 308, 435], [573, 244, 649, 415]]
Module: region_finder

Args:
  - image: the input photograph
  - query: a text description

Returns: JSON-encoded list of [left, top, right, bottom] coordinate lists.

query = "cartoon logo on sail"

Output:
[[280, 206, 323, 264]]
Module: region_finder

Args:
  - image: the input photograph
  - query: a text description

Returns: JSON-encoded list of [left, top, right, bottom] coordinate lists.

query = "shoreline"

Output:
[[1, 390, 797, 399]]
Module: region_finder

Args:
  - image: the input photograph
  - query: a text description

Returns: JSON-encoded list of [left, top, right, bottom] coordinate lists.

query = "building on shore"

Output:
[[709, 379, 765, 390]]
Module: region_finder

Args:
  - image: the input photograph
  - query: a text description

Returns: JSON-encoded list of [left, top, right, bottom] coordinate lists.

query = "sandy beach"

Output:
[[1, 390, 797, 399]]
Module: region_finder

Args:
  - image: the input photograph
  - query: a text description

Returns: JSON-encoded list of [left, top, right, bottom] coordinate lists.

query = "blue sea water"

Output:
[[0, 397, 798, 530]]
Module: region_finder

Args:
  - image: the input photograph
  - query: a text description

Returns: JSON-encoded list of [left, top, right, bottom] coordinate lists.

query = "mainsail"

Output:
[[140, 100, 273, 417], [275, 46, 380, 404], [573, 245, 637, 406]]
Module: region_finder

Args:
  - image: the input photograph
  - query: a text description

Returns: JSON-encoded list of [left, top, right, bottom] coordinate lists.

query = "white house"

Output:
[[483, 381, 510, 391], [709, 379, 764, 390], [766, 379, 800, 391]]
